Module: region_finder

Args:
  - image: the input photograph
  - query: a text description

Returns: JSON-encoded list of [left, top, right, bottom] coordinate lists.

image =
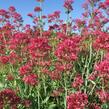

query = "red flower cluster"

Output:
[[7, 73, 14, 81], [51, 88, 64, 97], [23, 74, 38, 86], [0, 56, 9, 64], [0, 89, 32, 108], [48, 11, 61, 23], [19, 62, 38, 86], [0, 89, 21, 108], [93, 31, 109, 51], [67, 91, 88, 109], [88, 71, 98, 81], [8, 32, 29, 50], [64, 0, 74, 13], [22, 99, 32, 108], [28, 37, 51, 59], [34, 7, 42, 12], [8, 6, 16, 12], [105, 0, 109, 5], [95, 59, 109, 78], [55, 36, 81, 62], [89, 103, 101, 109], [36, 0, 44, 2], [19, 63, 32, 76], [71, 74, 84, 89], [96, 90, 109, 103]]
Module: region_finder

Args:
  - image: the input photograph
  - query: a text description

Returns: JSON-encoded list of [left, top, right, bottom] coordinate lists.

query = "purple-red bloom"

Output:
[[55, 36, 81, 62], [67, 91, 88, 109], [95, 59, 109, 78], [8, 6, 16, 12], [96, 90, 109, 103], [71, 74, 84, 89], [34, 7, 42, 12], [23, 74, 38, 86], [0, 89, 21, 107], [64, 0, 74, 13]]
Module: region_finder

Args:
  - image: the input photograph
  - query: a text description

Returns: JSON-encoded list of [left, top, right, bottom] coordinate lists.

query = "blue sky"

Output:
[[0, 0, 85, 25]]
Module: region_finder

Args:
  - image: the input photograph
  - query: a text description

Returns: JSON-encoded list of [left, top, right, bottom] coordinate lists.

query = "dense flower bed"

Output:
[[0, 0, 109, 108]]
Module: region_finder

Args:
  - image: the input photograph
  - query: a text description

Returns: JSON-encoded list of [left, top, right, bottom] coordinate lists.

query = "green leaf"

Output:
[[49, 66, 55, 71], [48, 103, 56, 109], [101, 103, 109, 109], [42, 96, 50, 104]]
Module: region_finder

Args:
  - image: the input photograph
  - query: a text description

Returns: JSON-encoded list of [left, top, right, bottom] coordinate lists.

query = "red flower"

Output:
[[89, 103, 101, 109], [57, 32, 67, 40], [96, 90, 109, 103], [51, 88, 64, 97], [105, 0, 109, 5], [55, 62, 73, 72], [7, 73, 14, 81], [23, 74, 38, 86], [0, 89, 21, 107], [22, 99, 32, 108], [0, 56, 9, 64], [88, 71, 98, 81], [49, 70, 62, 81], [19, 64, 32, 76], [34, 7, 42, 12], [93, 31, 109, 51], [9, 6, 16, 12], [95, 59, 109, 78], [9, 52, 20, 65], [42, 15, 47, 19], [36, 0, 44, 2], [64, 0, 74, 13], [0, 9, 8, 16], [67, 91, 88, 109], [27, 13, 33, 17], [72, 74, 84, 89], [55, 36, 81, 62]]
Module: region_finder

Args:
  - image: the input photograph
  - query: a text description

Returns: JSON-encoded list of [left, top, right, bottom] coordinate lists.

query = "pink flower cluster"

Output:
[[28, 37, 51, 60], [19, 62, 38, 86], [95, 59, 109, 79], [67, 91, 88, 109], [89, 103, 101, 109], [55, 36, 81, 62], [0, 89, 21, 108], [64, 0, 74, 13], [93, 31, 109, 51], [96, 90, 109, 103], [0, 89, 31, 108], [71, 74, 84, 89], [23, 74, 38, 86]]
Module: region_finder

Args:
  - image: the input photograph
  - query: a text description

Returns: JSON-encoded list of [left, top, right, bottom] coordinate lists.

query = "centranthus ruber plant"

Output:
[[0, 0, 109, 109]]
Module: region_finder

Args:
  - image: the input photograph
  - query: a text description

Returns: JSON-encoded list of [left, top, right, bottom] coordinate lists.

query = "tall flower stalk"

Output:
[[64, 0, 73, 34]]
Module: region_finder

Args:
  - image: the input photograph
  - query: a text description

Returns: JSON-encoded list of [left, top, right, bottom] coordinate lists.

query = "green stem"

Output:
[[64, 73, 67, 109], [66, 13, 70, 35], [37, 68, 41, 109], [85, 38, 92, 93], [89, 80, 96, 95], [43, 75, 47, 96], [37, 84, 40, 109]]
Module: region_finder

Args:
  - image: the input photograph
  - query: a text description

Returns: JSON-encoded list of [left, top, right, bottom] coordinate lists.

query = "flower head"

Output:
[[64, 0, 74, 13], [23, 74, 38, 86], [34, 7, 42, 12], [67, 91, 88, 109]]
